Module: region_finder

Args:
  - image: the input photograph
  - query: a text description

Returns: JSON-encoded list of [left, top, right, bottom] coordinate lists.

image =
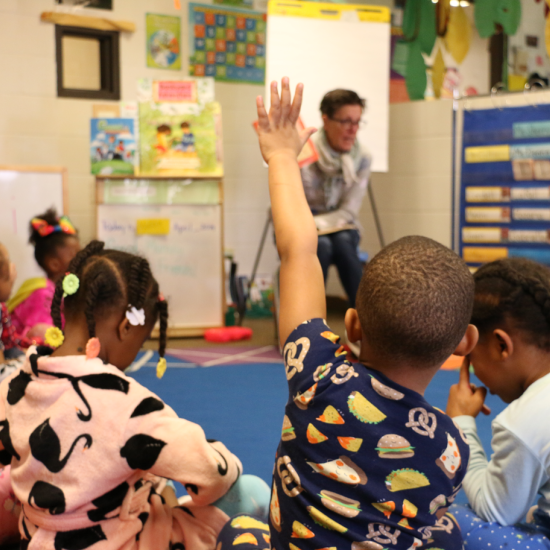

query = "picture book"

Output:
[[90, 118, 136, 176], [138, 78, 223, 177]]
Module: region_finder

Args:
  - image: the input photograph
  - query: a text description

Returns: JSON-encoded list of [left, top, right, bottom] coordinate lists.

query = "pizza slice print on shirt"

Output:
[[270, 483, 282, 532], [294, 382, 317, 410], [317, 405, 344, 424], [307, 456, 367, 485], [348, 391, 386, 424], [436, 433, 461, 479]]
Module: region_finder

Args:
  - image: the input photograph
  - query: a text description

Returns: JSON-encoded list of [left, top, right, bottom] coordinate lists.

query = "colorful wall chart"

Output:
[[455, 105, 550, 268], [189, 3, 266, 84], [146, 13, 182, 70]]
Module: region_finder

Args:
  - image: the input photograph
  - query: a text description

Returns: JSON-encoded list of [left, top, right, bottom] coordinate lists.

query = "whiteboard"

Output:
[[0, 167, 65, 292], [266, 2, 390, 172], [97, 204, 223, 329]]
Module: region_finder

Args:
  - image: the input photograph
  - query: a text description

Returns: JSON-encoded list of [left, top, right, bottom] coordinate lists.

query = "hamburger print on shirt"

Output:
[[269, 319, 469, 550]]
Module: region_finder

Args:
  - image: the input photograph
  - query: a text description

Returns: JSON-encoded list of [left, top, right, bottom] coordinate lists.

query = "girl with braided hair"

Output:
[[8, 207, 80, 341], [0, 240, 268, 550], [447, 257, 550, 549]]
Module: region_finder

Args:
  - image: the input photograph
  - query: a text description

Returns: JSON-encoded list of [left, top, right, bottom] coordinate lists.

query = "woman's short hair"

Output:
[[320, 89, 366, 118]]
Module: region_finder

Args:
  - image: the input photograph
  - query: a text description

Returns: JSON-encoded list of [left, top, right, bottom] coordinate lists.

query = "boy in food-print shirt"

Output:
[[255, 79, 478, 549]]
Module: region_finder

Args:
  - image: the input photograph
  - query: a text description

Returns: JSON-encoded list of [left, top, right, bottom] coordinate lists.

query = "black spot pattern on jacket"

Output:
[[87, 481, 129, 522], [184, 483, 199, 496], [35, 371, 130, 422], [28, 481, 66, 515], [136, 512, 150, 541], [130, 397, 165, 418], [0, 419, 20, 463], [7, 370, 32, 405], [120, 434, 166, 470], [29, 419, 92, 473], [54, 525, 107, 550]]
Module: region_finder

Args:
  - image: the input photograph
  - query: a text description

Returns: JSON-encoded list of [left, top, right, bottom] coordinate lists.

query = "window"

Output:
[[56, 25, 120, 100]]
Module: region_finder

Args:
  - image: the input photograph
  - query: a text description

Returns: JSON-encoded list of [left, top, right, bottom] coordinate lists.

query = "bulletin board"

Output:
[[266, 1, 390, 172], [188, 3, 266, 84], [453, 91, 550, 269], [0, 166, 66, 292], [96, 177, 224, 335]]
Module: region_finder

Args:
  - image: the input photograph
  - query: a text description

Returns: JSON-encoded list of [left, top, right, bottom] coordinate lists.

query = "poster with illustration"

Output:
[[189, 3, 266, 84], [90, 118, 136, 176], [146, 13, 181, 70], [138, 78, 223, 177]]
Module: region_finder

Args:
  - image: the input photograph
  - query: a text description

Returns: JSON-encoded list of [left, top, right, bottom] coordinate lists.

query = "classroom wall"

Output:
[[0, 0, 276, 279]]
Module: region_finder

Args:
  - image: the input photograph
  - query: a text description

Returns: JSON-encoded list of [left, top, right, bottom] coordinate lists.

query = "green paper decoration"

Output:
[[419, 0, 437, 55], [474, 0, 521, 39], [402, 0, 419, 41], [497, 0, 521, 36], [406, 40, 427, 101]]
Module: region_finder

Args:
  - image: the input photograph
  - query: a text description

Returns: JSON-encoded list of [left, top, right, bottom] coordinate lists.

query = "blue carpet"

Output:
[[128, 353, 506, 500]]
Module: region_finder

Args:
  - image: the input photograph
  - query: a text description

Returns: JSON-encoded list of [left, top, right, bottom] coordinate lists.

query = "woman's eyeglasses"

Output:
[[329, 117, 365, 129]]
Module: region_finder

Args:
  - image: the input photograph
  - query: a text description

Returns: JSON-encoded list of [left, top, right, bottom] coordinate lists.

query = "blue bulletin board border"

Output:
[[455, 104, 550, 268]]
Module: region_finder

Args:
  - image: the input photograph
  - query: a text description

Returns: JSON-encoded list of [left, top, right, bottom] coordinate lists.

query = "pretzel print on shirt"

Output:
[[405, 408, 437, 439], [284, 337, 310, 380]]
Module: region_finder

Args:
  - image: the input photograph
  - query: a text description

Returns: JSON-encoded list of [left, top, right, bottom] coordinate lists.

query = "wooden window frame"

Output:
[[55, 25, 120, 100]]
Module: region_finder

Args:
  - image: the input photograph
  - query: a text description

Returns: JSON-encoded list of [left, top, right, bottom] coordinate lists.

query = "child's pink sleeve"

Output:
[[122, 400, 242, 507], [11, 287, 54, 335]]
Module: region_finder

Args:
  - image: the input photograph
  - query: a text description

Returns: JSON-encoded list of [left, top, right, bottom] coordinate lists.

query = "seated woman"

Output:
[[301, 89, 371, 307]]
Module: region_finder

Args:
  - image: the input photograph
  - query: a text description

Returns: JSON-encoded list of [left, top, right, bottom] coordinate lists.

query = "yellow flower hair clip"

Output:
[[45, 327, 64, 348], [156, 357, 167, 379]]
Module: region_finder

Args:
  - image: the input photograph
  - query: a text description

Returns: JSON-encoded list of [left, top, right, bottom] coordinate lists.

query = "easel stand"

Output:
[[249, 179, 385, 299]]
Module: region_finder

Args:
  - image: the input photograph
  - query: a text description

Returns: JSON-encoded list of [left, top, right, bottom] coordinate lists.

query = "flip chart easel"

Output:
[[266, 0, 391, 173]]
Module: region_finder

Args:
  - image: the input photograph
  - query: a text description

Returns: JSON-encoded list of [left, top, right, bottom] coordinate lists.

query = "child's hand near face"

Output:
[[256, 78, 316, 164], [447, 358, 492, 418]]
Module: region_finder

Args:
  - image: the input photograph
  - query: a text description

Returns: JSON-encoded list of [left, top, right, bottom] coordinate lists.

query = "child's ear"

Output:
[[117, 317, 132, 342], [453, 324, 479, 357], [344, 308, 362, 344], [494, 329, 513, 359]]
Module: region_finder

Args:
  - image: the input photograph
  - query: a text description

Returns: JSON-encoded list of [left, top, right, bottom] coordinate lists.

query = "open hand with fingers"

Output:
[[447, 357, 492, 418], [256, 77, 316, 164]]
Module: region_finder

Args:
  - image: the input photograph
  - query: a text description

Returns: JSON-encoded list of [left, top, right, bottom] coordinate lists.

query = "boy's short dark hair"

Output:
[[356, 236, 474, 367], [320, 89, 366, 118]]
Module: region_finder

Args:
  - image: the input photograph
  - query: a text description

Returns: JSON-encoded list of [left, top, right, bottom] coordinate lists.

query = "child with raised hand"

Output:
[[0, 240, 266, 550], [447, 257, 550, 550], [256, 78, 478, 549], [8, 208, 80, 340]]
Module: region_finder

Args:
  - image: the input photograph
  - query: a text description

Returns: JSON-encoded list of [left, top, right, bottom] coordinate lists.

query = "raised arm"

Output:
[[256, 78, 326, 346]]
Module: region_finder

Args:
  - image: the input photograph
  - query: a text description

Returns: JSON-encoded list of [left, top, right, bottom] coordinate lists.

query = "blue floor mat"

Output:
[[128, 354, 506, 501]]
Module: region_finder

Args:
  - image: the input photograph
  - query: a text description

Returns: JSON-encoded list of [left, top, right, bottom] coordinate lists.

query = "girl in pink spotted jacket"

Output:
[[0, 241, 258, 550]]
